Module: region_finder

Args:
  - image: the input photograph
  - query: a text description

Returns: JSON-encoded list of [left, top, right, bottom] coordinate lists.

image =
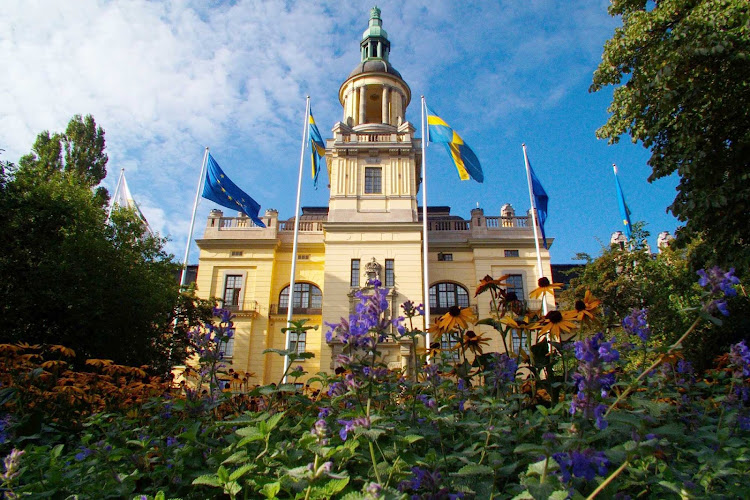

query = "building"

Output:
[[194, 7, 553, 385]]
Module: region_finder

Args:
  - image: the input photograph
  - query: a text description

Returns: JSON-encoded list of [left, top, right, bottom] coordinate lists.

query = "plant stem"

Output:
[[585, 459, 629, 500], [605, 316, 701, 417]]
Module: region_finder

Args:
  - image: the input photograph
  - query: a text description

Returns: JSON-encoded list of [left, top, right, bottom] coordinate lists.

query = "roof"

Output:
[[348, 59, 403, 79]]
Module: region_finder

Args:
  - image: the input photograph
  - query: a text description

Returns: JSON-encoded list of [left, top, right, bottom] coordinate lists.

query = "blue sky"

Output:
[[1, 0, 680, 264]]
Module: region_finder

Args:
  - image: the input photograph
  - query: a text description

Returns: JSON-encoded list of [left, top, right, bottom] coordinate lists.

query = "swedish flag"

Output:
[[202, 153, 266, 228], [426, 107, 483, 183], [309, 110, 326, 188]]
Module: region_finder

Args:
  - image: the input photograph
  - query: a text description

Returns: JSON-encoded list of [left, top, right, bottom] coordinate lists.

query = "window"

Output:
[[289, 331, 307, 353], [385, 259, 395, 287], [351, 259, 360, 287], [230, 250, 243, 257], [278, 283, 322, 313], [506, 274, 524, 300], [219, 336, 235, 358], [511, 329, 528, 354], [441, 332, 460, 358], [429, 282, 470, 314], [437, 253, 453, 261], [223, 275, 242, 308], [504, 250, 519, 257], [364, 167, 382, 194], [297, 254, 310, 260]]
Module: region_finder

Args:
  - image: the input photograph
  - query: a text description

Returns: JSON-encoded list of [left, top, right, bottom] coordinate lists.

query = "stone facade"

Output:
[[194, 9, 553, 386]]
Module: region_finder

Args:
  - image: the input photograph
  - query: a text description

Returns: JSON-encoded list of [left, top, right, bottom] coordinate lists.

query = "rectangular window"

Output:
[[504, 250, 519, 257], [441, 332, 460, 359], [385, 259, 395, 287], [219, 336, 235, 358], [350, 259, 360, 287], [511, 329, 528, 355], [364, 167, 382, 194], [506, 274, 524, 300], [289, 331, 307, 354], [230, 250, 243, 257], [223, 275, 242, 308], [437, 253, 453, 261], [297, 254, 310, 260]]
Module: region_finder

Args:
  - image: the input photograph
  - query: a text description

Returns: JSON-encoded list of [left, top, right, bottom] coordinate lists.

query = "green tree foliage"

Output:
[[0, 115, 204, 373], [564, 228, 749, 371], [591, 0, 750, 271]]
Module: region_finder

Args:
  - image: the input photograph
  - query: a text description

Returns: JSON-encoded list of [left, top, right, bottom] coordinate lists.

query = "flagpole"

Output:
[[180, 147, 209, 287], [283, 96, 310, 384], [421, 96, 431, 355], [522, 144, 548, 315], [107, 168, 125, 222]]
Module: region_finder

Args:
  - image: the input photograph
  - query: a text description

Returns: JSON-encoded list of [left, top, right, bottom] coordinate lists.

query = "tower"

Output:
[[320, 7, 425, 371], [327, 6, 422, 223]]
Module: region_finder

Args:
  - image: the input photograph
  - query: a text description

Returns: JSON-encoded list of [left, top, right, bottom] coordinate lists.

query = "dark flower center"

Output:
[[545, 310, 563, 323], [575, 300, 586, 312], [465, 331, 476, 339], [506, 292, 519, 302], [538, 277, 551, 287], [482, 275, 493, 283], [448, 306, 462, 317]]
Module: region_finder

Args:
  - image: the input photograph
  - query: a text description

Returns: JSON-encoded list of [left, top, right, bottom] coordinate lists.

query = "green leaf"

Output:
[[309, 477, 350, 499], [514, 444, 545, 455], [51, 444, 64, 459], [229, 463, 255, 481], [455, 464, 493, 476], [222, 450, 248, 465], [400, 435, 423, 444], [192, 475, 222, 488], [224, 480, 242, 497], [260, 481, 281, 499]]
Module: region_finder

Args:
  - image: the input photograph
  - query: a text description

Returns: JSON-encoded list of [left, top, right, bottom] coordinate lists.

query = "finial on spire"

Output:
[[370, 6, 381, 20]]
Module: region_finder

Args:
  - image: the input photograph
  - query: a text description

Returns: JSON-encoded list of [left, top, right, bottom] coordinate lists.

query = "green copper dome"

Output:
[[362, 6, 388, 40]]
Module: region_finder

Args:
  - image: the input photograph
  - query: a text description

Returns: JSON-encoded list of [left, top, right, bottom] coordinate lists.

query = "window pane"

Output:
[[223, 275, 242, 307], [429, 282, 470, 310], [364, 167, 382, 194], [385, 259, 394, 287], [351, 259, 360, 287], [506, 274, 524, 299], [279, 283, 322, 310]]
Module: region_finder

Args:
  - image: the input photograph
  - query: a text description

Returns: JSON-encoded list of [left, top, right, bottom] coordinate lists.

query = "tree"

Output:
[[0, 116, 199, 373], [563, 230, 749, 372], [591, 0, 750, 272]]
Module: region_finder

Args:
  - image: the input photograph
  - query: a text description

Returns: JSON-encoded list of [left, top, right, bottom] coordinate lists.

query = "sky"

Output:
[[1, 0, 681, 264]]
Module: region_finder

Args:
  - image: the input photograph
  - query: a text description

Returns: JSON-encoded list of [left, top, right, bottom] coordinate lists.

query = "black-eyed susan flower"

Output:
[[475, 274, 509, 297], [529, 277, 563, 300], [463, 330, 490, 356], [572, 290, 601, 322], [539, 309, 578, 341], [434, 306, 476, 334]]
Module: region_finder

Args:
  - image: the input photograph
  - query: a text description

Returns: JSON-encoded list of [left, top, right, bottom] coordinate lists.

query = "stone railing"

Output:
[[340, 133, 399, 143], [217, 217, 263, 229], [427, 220, 471, 231], [278, 221, 324, 232], [484, 216, 530, 228]]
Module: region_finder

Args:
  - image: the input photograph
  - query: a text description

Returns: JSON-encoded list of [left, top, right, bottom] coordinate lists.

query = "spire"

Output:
[[361, 6, 390, 62]]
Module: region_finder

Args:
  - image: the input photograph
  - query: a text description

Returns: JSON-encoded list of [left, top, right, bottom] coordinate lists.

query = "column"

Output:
[[381, 86, 389, 124], [393, 91, 403, 125], [359, 86, 366, 125]]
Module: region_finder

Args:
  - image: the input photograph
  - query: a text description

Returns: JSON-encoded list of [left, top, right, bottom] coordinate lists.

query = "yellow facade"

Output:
[[194, 8, 552, 386]]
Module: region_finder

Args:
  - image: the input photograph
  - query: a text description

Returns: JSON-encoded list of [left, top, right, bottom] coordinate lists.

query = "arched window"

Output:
[[278, 283, 323, 314], [429, 282, 470, 314]]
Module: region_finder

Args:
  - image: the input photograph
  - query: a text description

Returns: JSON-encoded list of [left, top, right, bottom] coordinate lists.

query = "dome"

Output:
[[348, 59, 403, 79]]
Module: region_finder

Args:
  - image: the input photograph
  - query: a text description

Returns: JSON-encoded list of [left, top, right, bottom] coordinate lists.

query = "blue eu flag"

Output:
[[527, 158, 549, 249], [202, 153, 266, 228]]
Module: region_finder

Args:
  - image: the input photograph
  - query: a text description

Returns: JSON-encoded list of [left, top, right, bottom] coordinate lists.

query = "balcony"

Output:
[[224, 300, 260, 318], [270, 304, 323, 316]]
